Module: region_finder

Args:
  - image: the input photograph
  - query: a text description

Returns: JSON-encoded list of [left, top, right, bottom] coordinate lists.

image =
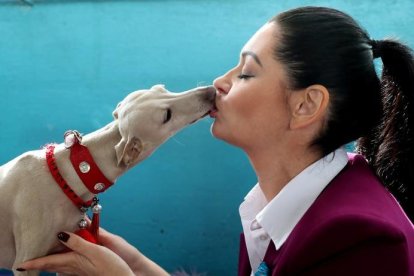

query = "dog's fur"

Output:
[[0, 84, 216, 275]]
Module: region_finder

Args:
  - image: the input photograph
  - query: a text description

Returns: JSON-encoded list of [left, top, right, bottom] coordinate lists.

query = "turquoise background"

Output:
[[1, 0, 413, 275]]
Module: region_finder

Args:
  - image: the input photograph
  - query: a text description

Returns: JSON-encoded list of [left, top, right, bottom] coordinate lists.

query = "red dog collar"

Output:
[[45, 130, 109, 244], [45, 131, 113, 206], [45, 144, 94, 209], [65, 130, 114, 194]]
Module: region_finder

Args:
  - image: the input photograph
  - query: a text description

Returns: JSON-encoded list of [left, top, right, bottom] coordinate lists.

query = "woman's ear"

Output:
[[289, 84, 329, 129]]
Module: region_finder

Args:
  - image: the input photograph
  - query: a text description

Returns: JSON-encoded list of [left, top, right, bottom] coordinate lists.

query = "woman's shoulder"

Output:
[[276, 211, 413, 276], [284, 152, 414, 257], [303, 212, 409, 248], [309, 152, 408, 225]]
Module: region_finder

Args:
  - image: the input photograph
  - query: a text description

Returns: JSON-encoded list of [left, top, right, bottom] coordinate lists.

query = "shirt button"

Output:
[[259, 234, 269, 241], [250, 220, 262, 231]]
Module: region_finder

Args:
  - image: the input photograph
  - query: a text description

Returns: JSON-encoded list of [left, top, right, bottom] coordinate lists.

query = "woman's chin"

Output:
[[210, 120, 227, 138], [210, 123, 235, 145], [210, 122, 221, 138]]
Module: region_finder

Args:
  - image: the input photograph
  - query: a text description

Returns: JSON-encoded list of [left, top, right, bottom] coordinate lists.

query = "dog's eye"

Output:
[[163, 108, 172, 124]]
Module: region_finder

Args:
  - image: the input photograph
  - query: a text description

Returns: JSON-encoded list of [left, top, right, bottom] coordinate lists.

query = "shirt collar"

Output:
[[242, 148, 348, 250], [239, 184, 268, 221]]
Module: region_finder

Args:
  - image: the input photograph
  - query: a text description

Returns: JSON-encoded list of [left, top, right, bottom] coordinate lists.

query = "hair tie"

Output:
[[371, 39, 383, 59]]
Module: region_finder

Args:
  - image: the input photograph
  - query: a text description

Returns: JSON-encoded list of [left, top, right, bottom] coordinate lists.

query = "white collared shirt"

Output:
[[239, 148, 348, 273]]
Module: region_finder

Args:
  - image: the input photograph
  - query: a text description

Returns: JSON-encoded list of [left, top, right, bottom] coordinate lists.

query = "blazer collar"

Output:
[[256, 148, 348, 250]]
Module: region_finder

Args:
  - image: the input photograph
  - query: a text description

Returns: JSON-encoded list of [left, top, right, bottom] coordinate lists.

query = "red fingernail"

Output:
[[16, 268, 26, 271], [57, 232, 70, 242]]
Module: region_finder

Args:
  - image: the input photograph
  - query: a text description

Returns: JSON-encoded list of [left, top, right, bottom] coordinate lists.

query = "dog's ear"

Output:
[[151, 84, 167, 93], [115, 136, 143, 167]]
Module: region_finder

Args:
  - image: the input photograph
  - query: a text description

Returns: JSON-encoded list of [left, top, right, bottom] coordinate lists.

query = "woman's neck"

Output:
[[246, 145, 321, 202]]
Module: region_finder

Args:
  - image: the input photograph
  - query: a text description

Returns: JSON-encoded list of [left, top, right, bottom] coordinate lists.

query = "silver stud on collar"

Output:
[[79, 161, 91, 173], [94, 183, 105, 191]]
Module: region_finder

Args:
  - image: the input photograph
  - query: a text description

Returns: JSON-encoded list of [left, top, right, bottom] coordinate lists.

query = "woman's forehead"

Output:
[[241, 23, 278, 58]]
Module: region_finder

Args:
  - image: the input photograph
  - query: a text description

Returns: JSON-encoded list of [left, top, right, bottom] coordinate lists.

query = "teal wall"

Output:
[[1, 0, 413, 274]]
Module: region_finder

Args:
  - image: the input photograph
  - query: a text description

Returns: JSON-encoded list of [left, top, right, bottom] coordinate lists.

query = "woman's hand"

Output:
[[98, 227, 144, 273], [17, 228, 169, 276], [17, 231, 135, 276]]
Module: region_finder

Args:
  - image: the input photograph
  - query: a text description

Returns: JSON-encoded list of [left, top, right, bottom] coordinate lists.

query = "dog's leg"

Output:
[[13, 244, 43, 276], [13, 226, 59, 276]]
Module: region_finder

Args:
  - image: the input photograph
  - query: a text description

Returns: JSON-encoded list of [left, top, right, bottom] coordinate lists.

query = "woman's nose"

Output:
[[213, 73, 231, 95]]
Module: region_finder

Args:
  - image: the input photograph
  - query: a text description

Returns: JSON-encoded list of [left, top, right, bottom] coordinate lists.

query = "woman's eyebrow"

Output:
[[241, 51, 263, 67]]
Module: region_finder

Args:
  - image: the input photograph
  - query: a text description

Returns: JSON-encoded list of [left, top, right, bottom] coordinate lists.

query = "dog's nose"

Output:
[[200, 85, 216, 102]]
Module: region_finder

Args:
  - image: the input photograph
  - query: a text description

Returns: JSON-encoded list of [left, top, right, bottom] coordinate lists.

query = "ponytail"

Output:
[[358, 39, 414, 221]]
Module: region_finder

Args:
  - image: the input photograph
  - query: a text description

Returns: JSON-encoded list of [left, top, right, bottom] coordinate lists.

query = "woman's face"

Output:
[[211, 23, 292, 151]]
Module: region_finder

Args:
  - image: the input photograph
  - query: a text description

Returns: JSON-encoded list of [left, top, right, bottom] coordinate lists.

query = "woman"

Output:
[[18, 6, 414, 276]]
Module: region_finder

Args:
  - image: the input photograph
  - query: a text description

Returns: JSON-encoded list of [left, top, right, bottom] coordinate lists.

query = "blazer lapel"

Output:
[[238, 233, 252, 276], [262, 240, 280, 274]]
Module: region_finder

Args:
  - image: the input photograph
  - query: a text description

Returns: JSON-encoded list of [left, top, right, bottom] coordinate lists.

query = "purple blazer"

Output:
[[238, 154, 414, 276]]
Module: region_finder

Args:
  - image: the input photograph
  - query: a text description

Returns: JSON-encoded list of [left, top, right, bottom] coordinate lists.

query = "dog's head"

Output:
[[113, 84, 216, 167]]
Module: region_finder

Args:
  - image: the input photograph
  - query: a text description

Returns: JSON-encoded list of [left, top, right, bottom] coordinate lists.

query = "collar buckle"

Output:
[[64, 130, 82, 149]]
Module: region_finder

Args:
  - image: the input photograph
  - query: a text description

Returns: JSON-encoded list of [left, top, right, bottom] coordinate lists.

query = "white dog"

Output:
[[0, 84, 216, 275]]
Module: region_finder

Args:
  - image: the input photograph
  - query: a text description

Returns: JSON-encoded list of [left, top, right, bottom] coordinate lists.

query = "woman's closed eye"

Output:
[[238, 73, 254, 80]]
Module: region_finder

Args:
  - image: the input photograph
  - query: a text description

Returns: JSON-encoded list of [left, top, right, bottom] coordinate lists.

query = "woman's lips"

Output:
[[209, 109, 218, 118], [209, 103, 218, 118]]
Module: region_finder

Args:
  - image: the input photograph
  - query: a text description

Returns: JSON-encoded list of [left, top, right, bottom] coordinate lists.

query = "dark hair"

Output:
[[270, 7, 414, 221]]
